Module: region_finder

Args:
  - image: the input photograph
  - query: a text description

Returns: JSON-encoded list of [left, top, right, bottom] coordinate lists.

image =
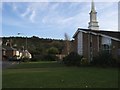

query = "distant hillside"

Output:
[[2, 36, 69, 55]]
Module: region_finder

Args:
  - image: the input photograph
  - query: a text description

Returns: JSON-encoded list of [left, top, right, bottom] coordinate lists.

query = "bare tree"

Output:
[[64, 33, 70, 55]]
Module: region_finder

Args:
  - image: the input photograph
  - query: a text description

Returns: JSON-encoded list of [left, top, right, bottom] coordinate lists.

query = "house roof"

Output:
[[2, 45, 17, 51], [2, 48, 6, 50], [73, 28, 120, 41]]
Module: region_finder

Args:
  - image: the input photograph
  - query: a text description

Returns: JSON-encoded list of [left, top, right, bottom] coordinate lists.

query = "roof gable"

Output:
[[73, 28, 120, 41], [3, 45, 17, 51]]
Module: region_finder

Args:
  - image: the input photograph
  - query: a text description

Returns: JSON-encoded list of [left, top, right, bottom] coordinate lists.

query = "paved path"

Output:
[[0, 61, 2, 69], [1, 61, 20, 69]]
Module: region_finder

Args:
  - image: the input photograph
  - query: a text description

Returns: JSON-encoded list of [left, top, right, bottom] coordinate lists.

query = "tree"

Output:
[[50, 41, 64, 54], [64, 33, 70, 55], [43, 47, 59, 61], [47, 47, 59, 55]]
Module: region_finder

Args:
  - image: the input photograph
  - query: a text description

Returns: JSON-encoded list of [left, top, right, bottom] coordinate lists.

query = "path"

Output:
[[2, 61, 20, 69]]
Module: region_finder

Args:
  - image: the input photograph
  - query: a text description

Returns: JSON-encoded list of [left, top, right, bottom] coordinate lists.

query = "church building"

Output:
[[73, 1, 120, 61]]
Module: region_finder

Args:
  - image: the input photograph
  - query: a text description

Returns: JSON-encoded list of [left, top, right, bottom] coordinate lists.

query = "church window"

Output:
[[102, 44, 111, 53]]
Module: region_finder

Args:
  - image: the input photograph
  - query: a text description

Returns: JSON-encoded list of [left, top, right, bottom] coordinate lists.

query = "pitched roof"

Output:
[[2, 45, 17, 51], [73, 28, 120, 41], [2, 48, 6, 50]]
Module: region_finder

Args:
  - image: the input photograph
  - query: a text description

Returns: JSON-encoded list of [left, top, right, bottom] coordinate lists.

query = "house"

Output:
[[21, 50, 32, 59], [2, 39, 32, 60], [2, 45, 20, 60], [2, 48, 6, 60], [73, 1, 120, 61]]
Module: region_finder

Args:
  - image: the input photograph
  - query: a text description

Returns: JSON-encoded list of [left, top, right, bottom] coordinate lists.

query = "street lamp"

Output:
[[17, 33, 32, 59], [17, 33, 27, 50]]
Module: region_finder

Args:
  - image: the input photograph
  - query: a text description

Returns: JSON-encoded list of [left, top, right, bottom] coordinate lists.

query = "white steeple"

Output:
[[88, 0, 99, 30]]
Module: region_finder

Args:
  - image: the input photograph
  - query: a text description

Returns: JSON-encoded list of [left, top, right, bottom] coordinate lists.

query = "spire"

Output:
[[88, 0, 99, 30], [91, 0, 95, 12]]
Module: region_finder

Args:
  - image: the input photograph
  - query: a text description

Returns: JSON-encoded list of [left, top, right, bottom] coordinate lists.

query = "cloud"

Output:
[[12, 3, 18, 11], [0, 2, 2, 11], [29, 10, 36, 23], [97, 2, 118, 30], [99, 10, 118, 30], [41, 2, 90, 29], [7, 2, 89, 26], [21, 7, 31, 17], [2, 2, 118, 39], [20, 5, 36, 23], [20, 2, 50, 23]]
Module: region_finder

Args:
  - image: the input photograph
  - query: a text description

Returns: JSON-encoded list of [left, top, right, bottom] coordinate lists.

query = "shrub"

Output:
[[44, 54, 59, 61], [91, 51, 117, 67], [30, 54, 44, 61], [81, 58, 89, 66], [63, 52, 83, 66], [30, 57, 40, 62]]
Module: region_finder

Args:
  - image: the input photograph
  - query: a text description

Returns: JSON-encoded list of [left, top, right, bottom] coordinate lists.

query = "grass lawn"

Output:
[[2, 61, 119, 88]]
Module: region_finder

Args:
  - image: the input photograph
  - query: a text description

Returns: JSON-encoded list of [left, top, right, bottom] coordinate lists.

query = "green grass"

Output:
[[2, 61, 119, 88]]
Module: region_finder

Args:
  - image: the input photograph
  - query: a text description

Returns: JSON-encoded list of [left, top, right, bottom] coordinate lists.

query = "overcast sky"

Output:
[[1, 1, 118, 39]]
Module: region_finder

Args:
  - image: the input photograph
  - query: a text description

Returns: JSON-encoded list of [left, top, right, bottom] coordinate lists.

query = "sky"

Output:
[[1, 1, 118, 39]]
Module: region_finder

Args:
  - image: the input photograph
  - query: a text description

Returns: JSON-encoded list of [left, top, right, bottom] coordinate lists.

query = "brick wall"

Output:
[[92, 34, 99, 57], [83, 33, 89, 60], [111, 40, 120, 60], [73, 35, 78, 53]]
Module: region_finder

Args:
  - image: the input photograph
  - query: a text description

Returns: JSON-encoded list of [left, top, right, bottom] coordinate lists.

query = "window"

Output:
[[102, 44, 111, 53]]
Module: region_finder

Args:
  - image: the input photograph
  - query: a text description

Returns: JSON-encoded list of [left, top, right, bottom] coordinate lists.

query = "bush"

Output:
[[91, 51, 117, 67], [21, 57, 30, 62], [30, 54, 44, 61], [44, 54, 59, 61], [81, 58, 89, 66], [63, 52, 83, 66], [29, 54, 59, 62], [30, 57, 40, 62]]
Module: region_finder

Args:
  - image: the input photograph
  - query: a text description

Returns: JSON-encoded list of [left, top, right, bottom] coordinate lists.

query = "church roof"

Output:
[[92, 30, 120, 39], [73, 28, 120, 41]]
